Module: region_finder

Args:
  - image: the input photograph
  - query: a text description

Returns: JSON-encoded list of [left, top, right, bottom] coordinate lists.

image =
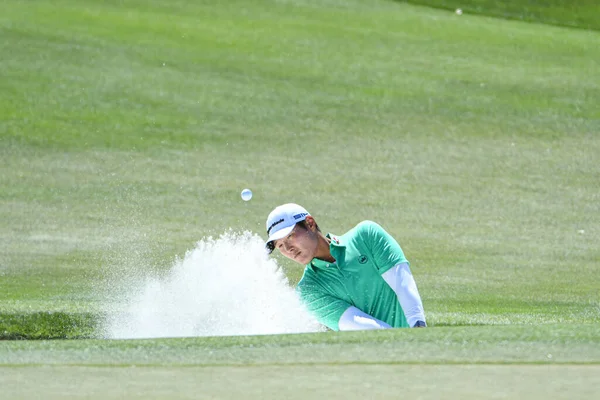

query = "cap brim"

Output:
[[265, 225, 294, 253]]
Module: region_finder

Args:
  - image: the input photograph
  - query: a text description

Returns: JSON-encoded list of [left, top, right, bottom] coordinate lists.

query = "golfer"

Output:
[[265, 203, 427, 331]]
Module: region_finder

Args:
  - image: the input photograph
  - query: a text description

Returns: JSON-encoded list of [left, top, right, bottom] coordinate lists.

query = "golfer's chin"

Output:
[[293, 251, 310, 265]]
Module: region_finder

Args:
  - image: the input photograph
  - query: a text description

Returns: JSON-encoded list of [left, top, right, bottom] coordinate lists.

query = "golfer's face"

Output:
[[275, 223, 317, 264]]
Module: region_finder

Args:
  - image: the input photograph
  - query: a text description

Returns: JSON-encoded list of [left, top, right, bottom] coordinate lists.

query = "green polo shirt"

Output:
[[296, 220, 410, 331]]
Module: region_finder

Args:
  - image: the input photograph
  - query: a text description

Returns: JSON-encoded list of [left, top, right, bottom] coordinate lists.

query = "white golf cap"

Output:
[[265, 203, 310, 253]]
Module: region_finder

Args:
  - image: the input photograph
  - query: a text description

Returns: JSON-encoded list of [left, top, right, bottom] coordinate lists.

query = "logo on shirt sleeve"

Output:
[[358, 255, 368, 264]]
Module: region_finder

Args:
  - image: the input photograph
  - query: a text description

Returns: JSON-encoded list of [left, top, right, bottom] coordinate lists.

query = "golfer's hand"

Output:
[[413, 320, 427, 328]]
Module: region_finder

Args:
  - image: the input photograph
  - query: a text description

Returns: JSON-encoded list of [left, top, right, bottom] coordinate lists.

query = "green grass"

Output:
[[1, 0, 599, 397], [2, 365, 598, 400], [1, 325, 599, 398], [2, 0, 598, 335], [0, 312, 97, 340], [2, 325, 600, 365], [401, 0, 600, 30]]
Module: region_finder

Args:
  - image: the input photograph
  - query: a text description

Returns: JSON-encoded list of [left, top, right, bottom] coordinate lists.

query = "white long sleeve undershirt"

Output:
[[381, 262, 426, 328], [338, 306, 392, 330], [337, 262, 426, 330]]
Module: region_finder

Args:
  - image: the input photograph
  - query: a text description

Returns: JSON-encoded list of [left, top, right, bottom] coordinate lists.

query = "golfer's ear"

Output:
[[305, 216, 317, 230]]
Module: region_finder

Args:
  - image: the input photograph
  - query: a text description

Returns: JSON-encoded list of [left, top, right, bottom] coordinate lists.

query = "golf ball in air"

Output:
[[241, 188, 253, 201], [455, 8, 463, 15]]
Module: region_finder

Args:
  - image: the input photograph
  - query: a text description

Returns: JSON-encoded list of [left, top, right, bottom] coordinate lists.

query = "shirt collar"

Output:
[[307, 233, 345, 271], [327, 233, 344, 247]]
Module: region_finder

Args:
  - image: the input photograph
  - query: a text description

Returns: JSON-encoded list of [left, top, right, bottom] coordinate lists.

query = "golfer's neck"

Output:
[[314, 235, 335, 263]]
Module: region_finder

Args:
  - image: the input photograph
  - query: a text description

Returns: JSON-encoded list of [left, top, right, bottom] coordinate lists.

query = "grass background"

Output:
[[1, 325, 600, 398], [1, 0, 599, 333], [0, 0, 599, 397], [399, 0, 600, 30]]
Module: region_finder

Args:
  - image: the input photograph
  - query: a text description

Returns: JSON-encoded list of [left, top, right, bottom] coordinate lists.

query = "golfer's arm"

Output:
[[338, 306, 392, 331], [382, 262, 426, 327]]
